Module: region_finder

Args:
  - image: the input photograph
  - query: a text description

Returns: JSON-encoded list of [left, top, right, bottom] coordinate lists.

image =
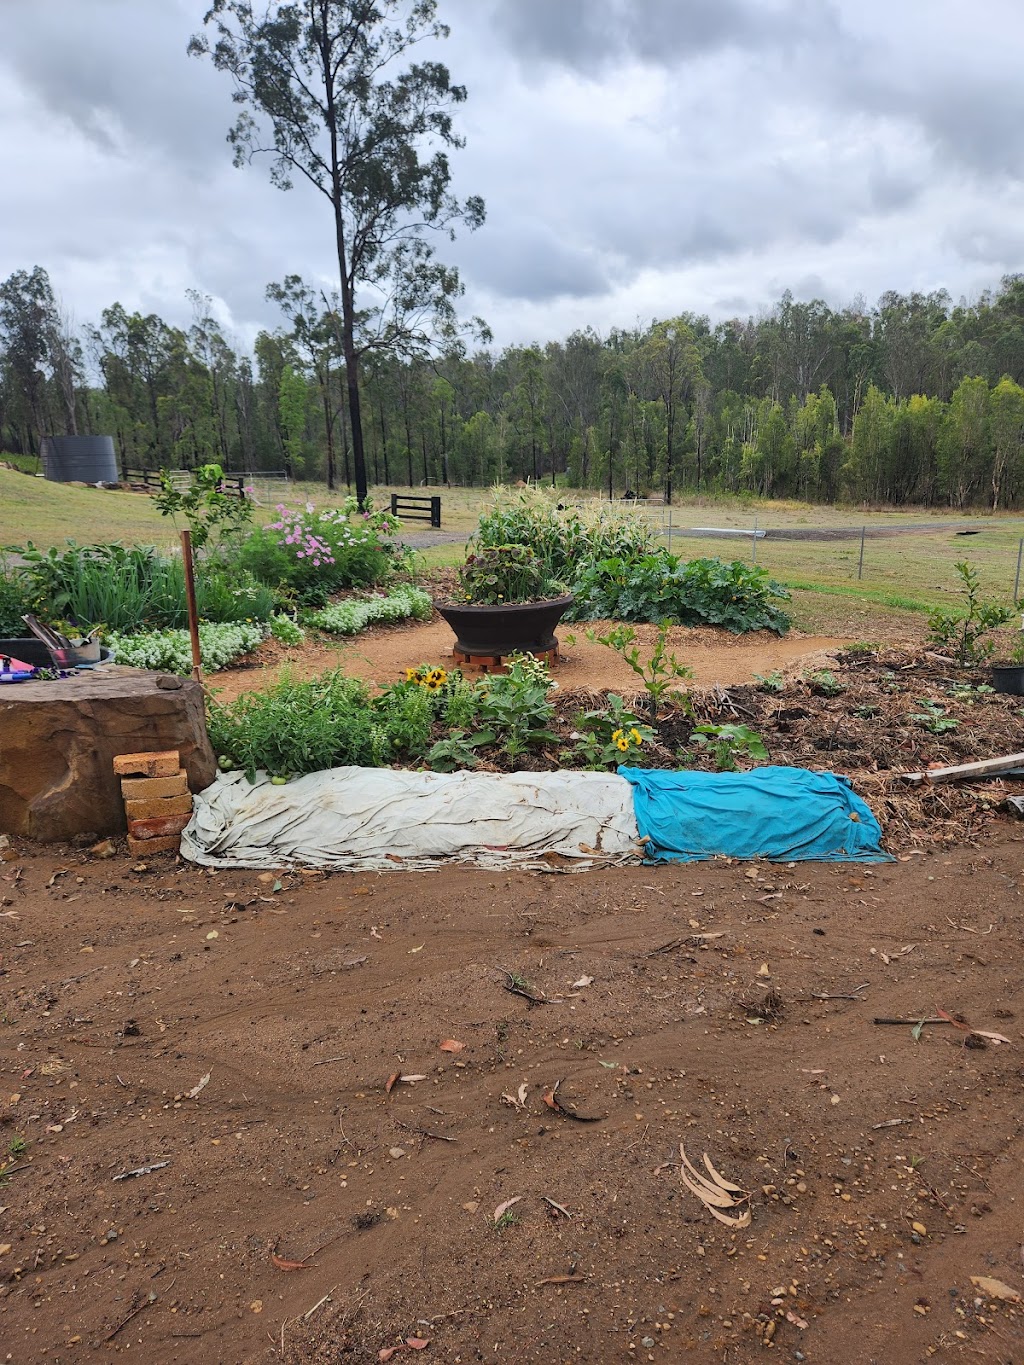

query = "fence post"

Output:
[[390, 493, 399, 518], [1015, 538, 1024, 604], [752, 515, 758, 564], [430, 496, 441, 529], [666, 503, 672, 551], [858, 525, 866, 580]]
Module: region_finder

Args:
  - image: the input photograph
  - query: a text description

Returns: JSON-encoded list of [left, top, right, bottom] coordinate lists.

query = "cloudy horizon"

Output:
[[1, 0, 1022, 354]]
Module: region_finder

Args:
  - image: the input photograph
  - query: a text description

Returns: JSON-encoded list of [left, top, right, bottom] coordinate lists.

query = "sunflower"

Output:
[[616, 735, 630, 752], [630, 728, 644, 746], [611, 728, 624, 744]]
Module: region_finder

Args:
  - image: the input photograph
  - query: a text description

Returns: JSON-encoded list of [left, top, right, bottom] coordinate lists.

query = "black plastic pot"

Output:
[[435, 595, 574, 657], [991, 663, 1024, 695]]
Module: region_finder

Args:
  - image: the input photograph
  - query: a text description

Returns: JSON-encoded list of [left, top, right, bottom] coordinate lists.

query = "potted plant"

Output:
[[435, 544, 573, 658], [991, 632, 1024, 694]]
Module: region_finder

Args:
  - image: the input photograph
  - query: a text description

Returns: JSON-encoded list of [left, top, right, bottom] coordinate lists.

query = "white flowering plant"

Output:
[[107, 621, 268, 674], [306, 585, 431, 635]]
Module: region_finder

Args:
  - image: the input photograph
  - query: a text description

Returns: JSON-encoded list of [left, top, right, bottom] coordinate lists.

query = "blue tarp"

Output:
[[619, 765, 891, 863]]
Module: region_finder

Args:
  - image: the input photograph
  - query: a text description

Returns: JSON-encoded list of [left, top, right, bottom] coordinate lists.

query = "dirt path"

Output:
[[1, 835, 1022, 1361], [212, 621, 850, 703]]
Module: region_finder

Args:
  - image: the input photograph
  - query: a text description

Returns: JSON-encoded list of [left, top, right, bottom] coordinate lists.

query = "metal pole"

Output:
[[752, 514, 758, 564], [666, 502, 672, 552], [1015, 538, 1024, 604], [858, 525, 866, 580], [180, 529, 203, 683]]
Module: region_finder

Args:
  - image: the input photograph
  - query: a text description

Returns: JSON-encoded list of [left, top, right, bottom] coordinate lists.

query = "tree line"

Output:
[[4, 268, 1024, 509]]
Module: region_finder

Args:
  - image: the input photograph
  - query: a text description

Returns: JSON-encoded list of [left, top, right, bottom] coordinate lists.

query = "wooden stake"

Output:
[[180, 529, 202, 683], [901, 751, 1024, 785]]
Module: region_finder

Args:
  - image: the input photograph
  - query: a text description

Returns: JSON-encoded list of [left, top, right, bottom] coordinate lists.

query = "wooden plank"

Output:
[[901, 751, 1024, 786]]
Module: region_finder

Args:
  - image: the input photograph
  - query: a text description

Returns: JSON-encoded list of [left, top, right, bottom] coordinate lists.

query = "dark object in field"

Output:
[[990, 664, 1024, 695]]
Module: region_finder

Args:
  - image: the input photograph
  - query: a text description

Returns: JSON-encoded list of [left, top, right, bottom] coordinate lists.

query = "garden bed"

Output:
[[209, 634, 1024, 853]]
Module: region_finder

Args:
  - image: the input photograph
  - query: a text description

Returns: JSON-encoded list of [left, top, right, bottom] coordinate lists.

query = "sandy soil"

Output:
[[211, 621, 852, 704], [1, 835, 1023, 1363]]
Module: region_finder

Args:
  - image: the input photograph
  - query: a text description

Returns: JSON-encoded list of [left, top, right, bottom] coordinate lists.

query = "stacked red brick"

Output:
[[113, 750, 193, 854]]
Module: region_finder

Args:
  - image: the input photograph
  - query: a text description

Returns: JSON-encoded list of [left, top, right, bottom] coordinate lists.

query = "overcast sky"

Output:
[[2, 0, 1022, 353]]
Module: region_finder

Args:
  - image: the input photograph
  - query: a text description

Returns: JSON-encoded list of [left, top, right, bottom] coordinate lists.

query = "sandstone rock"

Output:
[[0, 667, 215, 841]]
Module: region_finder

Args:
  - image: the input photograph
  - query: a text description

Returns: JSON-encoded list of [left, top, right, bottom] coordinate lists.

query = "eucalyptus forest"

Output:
[[5, 268, 1024, 509]]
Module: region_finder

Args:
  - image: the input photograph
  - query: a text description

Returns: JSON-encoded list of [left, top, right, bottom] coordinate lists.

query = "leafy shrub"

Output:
[[269, 613, 305, 646], [154, 463, 254, 552], [927, 560, 1013, 666], [238, 500, 404, 604], [457, 544, 565, 604], [0, 559, 32, 636], [587, 622, 692, 720], [306, 585, 431, 635], [473, 488, 659, 580], [373, 681, 436, 758], [207, 671, 381, 779], [568, 552, 791, 634], [13, 541, 188, 633], [10, 540, 278, 632], [472, 656, 560, 760], [196, 567, 276, 624], [107, 621, 267, 674]]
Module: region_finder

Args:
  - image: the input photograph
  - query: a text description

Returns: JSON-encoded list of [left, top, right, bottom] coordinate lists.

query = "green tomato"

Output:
[[218, 755, 234, 771], [270, 775, 288, 785]]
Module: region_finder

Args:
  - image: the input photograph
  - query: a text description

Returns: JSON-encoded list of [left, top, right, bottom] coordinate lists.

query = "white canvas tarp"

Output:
[[180, 767, 642, 871]]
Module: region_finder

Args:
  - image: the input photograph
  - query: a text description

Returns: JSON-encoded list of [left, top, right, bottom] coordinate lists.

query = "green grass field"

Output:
[[3, 468, 1022, 640]]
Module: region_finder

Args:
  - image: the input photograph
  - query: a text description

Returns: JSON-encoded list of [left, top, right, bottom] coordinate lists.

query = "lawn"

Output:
[[4, 468, 1023, 639]]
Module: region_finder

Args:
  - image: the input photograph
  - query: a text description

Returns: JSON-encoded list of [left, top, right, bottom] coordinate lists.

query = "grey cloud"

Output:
[[458, 221, 610, 302], [492, 0, 845, 73], [2, 0, 232, 170]]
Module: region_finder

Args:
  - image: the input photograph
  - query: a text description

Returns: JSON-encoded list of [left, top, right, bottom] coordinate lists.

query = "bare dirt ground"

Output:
[[210, 623, 852, 705], [2, 833, 1024, 1364]]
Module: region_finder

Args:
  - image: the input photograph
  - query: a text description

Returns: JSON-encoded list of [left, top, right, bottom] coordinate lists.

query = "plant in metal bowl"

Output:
[[437, 546, 574, 659], [457, 544, 566, 605]]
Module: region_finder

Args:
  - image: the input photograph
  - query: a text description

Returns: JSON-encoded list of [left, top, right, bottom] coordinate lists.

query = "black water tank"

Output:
[[41, 435, 119, 484]]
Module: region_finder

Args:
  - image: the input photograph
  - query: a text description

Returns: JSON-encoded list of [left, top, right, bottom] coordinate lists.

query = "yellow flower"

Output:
[[630, 728, 643, 745], [424, 677, 442, 692], [611, 728, 624, 743], [427, 668, 447, 687], [616, 736, 630, 752], [405, 667, 418, 681]]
